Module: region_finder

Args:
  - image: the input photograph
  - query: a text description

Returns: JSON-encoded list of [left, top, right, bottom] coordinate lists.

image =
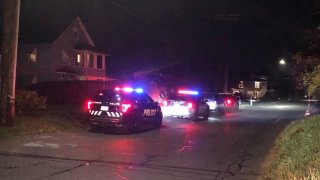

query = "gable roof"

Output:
[[19, 16, 94, 45], [53, 17, 95, 46]]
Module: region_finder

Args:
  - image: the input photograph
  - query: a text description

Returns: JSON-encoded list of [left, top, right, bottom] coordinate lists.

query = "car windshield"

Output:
[[167, 93, 201, 101], [94, 91, 137, 102]]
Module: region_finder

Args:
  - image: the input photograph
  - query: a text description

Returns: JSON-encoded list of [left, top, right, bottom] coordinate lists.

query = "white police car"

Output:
[[161, 90, 210, 120]]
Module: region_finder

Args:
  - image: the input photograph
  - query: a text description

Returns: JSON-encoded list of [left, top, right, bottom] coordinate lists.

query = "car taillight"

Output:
[[225, 98, 233, 105], [121, 103, 132, 113], [86, 100, 93, 110], [187, 102, 193, 108]]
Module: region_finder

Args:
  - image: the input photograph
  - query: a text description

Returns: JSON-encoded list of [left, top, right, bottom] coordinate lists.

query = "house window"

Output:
[[254, 81, 260, 89], [28, 48, 37, 63], [61, 49, 69, 64], [239, 81, 244, 89], [76, 53, 84, 66], [73, 27, 79, 40], [97, 55, 103, 69], [29, 53, 37, 63], [88, 54, 94, 68]]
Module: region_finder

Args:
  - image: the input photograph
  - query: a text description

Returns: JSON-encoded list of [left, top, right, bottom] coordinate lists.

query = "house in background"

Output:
[[231, 76, 268, 100], [17, 17, 112, 86]]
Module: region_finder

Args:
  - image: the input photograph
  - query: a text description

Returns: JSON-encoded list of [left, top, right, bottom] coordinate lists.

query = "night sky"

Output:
[[0, 0, 315, 90]]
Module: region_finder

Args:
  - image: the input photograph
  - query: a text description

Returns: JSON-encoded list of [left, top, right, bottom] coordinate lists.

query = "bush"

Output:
[[15, 90, 47, 115], [27, 81, 116, 104]]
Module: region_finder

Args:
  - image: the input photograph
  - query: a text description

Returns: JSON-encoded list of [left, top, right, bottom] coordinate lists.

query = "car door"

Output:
[[138, 94, 157, 124]]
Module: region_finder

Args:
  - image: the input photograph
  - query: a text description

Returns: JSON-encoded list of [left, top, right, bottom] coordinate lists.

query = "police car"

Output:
[[161, 90, 210, 120], [86, 87, 163, 133]]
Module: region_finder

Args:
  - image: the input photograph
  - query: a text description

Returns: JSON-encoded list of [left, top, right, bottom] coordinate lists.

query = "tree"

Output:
[[305, 64, 320, 98]]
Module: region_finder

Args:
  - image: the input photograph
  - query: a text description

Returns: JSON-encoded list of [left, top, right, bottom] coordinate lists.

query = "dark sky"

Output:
[[0, 0, 315, 89]]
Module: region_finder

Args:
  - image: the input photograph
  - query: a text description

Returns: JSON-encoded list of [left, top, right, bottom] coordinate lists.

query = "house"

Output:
[[17, 17, 111, 86], [231, 76, 268, 100]]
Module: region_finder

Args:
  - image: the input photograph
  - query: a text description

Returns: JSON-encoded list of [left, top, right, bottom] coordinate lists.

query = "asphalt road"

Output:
[[0, 102, 316, 180]]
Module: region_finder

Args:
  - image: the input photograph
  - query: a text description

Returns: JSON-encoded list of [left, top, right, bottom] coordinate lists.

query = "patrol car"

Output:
[[161, 90, 210, 120], [86, 87, 163, 133]]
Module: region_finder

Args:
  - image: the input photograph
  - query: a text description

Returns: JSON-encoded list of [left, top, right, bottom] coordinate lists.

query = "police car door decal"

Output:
[[143, 109, 156, 117]]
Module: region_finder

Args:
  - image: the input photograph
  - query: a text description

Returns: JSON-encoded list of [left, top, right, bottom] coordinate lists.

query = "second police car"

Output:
[[86, 87, 163, 134], [161, 89, 210, 120]]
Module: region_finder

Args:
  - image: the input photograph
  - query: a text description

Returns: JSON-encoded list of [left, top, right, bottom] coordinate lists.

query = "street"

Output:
[[0, 102, 316, 180]]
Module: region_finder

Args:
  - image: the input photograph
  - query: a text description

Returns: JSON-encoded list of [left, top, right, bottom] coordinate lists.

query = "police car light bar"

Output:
[[123, 87, 134, 92], [135, 88, 144, 93], [115, 87, 144, 93], [178, 90, 199, 95]]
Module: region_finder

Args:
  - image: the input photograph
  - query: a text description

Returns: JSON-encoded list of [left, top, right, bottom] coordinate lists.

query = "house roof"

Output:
[[73, 43, 110, 55], [18, 44, 51, 54], [19, 16, 110, 55], [53, 17, 95, 46], [19, 16, 93, 45]]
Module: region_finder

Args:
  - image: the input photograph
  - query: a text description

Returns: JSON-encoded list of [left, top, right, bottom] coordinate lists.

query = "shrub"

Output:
[[15, 90, 47, 115]]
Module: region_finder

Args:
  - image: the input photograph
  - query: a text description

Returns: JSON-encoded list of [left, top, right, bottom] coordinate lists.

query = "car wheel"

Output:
[[189, 109, 199, 121], [203, 109, 210, 120], [91, 125, 100, 132], [235, 104, 240, 111], [126, 120, 140, 134], [217, 108, 225, 116], [153, 112, 163, 129]]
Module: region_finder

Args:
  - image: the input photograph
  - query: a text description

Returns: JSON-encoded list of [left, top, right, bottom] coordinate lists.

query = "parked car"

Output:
[[202, 92, 226, 115], [86, 87, 163, 134], [215, 93, 240, 112], [161, 89, 210, 120]]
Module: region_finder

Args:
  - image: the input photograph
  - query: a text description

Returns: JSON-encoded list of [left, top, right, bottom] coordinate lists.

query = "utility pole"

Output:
[[224, 59, 229, 93], [0, 0, 20, 126]]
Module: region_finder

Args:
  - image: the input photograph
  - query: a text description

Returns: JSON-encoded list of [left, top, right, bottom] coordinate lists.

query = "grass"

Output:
[[267, 115, 320, 179], [0, 104, 89, 138]]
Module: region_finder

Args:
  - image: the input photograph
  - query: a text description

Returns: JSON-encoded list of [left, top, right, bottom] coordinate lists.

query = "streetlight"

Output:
[[279, 59, 286, 65]]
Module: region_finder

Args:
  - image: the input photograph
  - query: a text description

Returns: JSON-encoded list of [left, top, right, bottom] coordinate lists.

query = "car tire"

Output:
[[126, 120, 140, 134], [91, 125, 100, 132], [203, 109, 210, 120], [217, 108, 225, 116], [189, 109, 199, 121]]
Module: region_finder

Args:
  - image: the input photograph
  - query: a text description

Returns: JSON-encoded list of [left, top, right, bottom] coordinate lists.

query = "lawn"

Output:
[[267, 115, 320, 179], [0, 105, 89, 138]]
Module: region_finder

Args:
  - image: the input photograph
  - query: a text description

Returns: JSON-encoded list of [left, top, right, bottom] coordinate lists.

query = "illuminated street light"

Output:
[[279, 59, 286, 65]]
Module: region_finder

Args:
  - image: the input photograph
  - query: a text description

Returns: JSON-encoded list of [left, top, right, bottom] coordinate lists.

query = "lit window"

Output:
[[76, 53, 84, 66], [254, 81, 260, 89], [239, 81, 244, 88], [29, 53, 37, 63], [28, 48, 37, 63], [77, 54, 81, 63]]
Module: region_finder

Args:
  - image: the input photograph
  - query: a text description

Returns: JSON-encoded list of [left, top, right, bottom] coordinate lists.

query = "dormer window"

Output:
[[73, 27, 79, 40]]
